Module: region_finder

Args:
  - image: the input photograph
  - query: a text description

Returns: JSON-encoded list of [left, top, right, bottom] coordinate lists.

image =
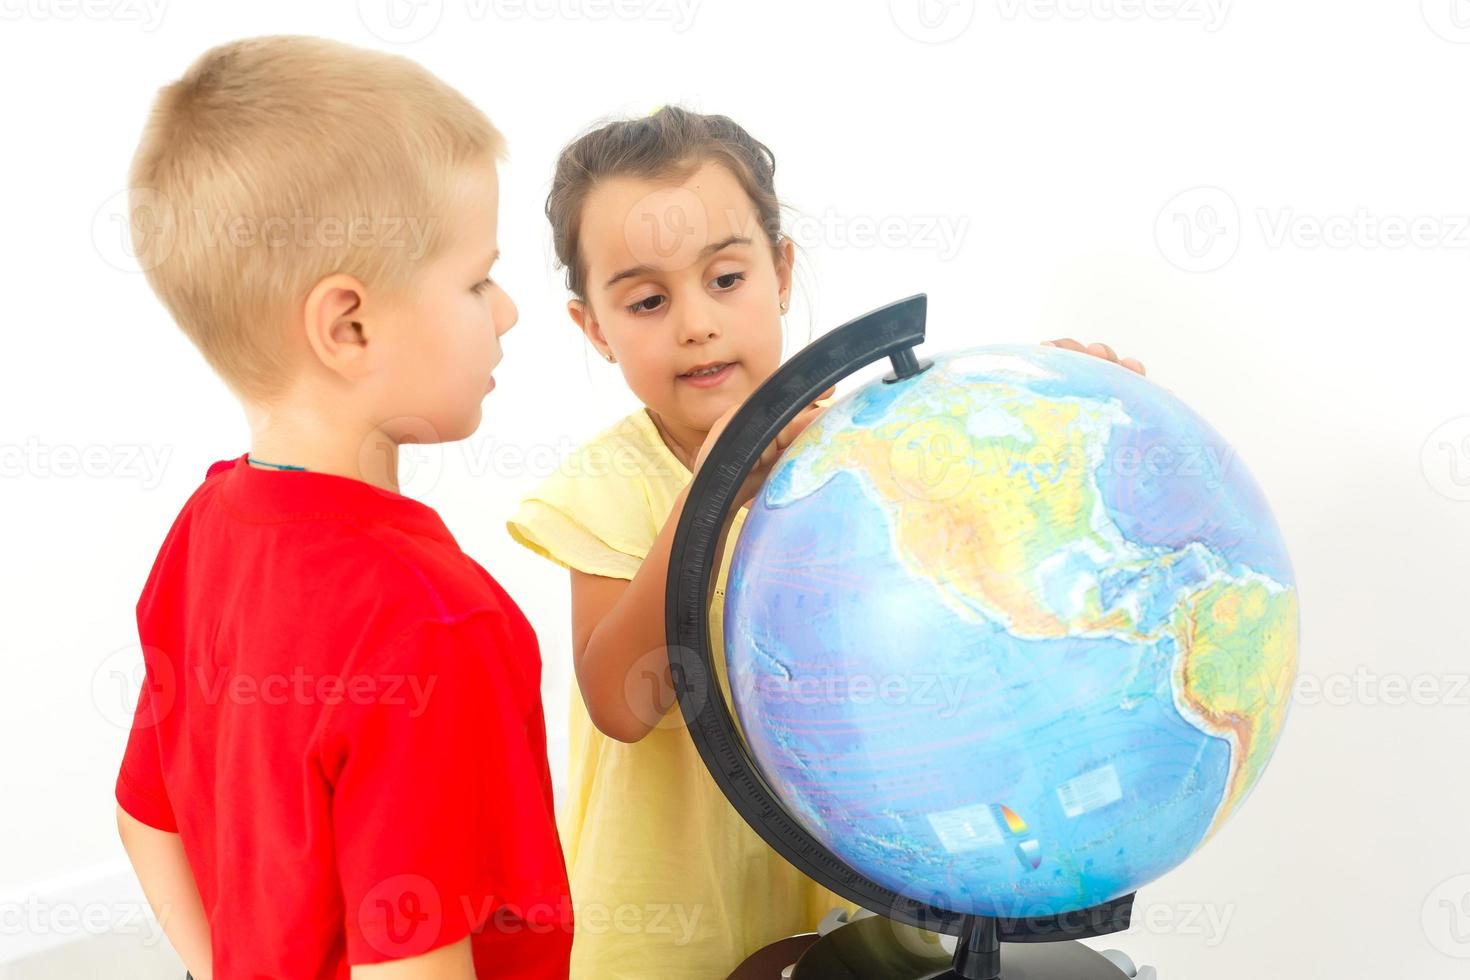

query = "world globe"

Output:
[[722, 344, 1299, 920]]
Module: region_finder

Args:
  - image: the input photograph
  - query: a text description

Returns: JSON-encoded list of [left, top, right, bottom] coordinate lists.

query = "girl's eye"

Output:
[[471, 277, 493, 295], [626, 294, 666, 315], [710, 272, 745, 291]]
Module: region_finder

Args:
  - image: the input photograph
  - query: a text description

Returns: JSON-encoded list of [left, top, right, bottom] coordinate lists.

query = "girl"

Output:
[[508, 106, 1145, 978]]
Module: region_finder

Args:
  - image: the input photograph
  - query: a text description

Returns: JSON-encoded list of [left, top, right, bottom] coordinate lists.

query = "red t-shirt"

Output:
[[115, 455, 572, 978]]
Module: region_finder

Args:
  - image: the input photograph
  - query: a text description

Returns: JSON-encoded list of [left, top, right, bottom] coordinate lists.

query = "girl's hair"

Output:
[[546, 106, 785, 300]]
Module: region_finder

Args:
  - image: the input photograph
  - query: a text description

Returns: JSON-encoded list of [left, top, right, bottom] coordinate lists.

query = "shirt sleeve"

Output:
[[505, 435, 661, 581], [114, 660, 178, 832], [322, 611, 570, 964]]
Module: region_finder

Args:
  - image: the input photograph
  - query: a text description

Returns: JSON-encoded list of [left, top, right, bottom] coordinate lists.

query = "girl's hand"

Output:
[[1043, 338, 1147, 376], [696, 386, 836, 508]]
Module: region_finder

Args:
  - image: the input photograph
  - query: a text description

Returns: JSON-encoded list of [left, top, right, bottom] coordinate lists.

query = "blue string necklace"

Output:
[[246, 454, 307, 472]]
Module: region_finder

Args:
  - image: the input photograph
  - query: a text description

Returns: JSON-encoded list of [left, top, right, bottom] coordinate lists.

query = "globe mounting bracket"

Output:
[[883, 344, 933, 383]]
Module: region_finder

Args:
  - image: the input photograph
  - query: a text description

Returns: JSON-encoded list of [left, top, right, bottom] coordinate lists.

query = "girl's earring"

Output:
[[779, 299, 789, 313], [605, 352, 617, 363]]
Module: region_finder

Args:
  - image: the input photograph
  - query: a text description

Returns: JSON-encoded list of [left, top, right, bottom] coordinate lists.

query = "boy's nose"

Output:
[[496, 289, 519, 336]]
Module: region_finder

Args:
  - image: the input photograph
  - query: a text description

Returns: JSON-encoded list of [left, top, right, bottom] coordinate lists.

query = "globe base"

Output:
[[760, 914, 1134, 980]]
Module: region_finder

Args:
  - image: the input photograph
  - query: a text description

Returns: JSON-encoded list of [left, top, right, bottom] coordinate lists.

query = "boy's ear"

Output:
[[303, 274, 372, 380], [567, 299, 614, 362]]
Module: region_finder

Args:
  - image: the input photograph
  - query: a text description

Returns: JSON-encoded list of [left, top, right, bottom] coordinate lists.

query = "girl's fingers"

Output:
[[1046, 339, 1129, 360], [775, 403, 826, 451], [775, 418, 811, 450], [1048, 339, 1142, 373]]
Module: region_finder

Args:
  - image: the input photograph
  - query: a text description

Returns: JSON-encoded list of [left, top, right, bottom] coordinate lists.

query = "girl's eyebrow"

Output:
[[603, 235, 752, 289]]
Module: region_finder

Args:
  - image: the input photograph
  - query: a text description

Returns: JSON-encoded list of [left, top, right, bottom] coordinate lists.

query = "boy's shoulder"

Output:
[[153, 455, 525, 654]]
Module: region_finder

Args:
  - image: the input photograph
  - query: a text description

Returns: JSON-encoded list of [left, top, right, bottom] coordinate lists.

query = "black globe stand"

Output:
[[668, 295, 1137, 979], [953, 916, 1001, 979]]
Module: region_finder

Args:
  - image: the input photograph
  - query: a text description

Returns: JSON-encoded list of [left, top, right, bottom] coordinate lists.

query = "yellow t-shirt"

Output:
[[507, 407, 853, 979]]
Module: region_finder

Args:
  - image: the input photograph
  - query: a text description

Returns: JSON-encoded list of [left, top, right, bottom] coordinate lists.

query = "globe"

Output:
[[723, 344, 1299, 920]]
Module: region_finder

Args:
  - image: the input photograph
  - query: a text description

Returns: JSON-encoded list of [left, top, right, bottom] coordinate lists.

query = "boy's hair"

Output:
[[545, 106, 785, 302], [129, 35, 505, 400]]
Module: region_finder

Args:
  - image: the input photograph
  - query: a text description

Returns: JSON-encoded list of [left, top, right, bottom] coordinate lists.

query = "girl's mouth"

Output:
[[678, 361, 736, 388]]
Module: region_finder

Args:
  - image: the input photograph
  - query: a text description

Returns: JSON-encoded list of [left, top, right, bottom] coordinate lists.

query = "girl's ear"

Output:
[[775, 236, 796, 306], [568, 299, 615, 361]]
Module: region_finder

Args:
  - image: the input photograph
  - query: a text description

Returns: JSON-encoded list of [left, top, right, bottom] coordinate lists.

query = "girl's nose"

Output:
[[676, 306, 721, 345]]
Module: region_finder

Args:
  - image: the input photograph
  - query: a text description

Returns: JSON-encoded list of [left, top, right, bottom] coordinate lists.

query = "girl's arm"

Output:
[[570, 483, 704, 743], [116, 806, 213, 979], [571, 395, 831, 743]]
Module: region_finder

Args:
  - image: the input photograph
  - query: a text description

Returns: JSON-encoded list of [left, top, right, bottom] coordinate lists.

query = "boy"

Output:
[[113, 36, 571, 978]]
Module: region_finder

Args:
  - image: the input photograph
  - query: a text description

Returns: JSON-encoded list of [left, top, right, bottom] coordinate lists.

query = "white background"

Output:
[[2, 0, 1469, 976]]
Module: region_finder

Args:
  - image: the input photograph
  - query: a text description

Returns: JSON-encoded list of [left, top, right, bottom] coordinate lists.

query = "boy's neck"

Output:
[[245, 396, 401, 494]]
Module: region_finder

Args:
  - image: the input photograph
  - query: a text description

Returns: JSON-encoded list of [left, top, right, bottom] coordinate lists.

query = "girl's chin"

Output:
[[694, 391, 750, 425], [660, 383, 754, 433]]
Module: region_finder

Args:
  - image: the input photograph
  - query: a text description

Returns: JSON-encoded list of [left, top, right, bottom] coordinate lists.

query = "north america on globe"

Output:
[[724, 345, 1299, 918]]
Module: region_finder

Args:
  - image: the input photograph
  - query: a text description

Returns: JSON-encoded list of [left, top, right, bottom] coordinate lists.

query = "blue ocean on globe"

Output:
[[724, 345, 1299, 918]]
